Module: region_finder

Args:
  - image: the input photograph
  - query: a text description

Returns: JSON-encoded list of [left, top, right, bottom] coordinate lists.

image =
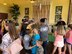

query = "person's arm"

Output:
[[28, 45, 36, 49], [0, 34, 11, 52], [54, 31, 57, 37]]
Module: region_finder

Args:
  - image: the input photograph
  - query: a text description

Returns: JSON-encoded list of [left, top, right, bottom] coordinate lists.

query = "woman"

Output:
[[0, 20, 19, 54]]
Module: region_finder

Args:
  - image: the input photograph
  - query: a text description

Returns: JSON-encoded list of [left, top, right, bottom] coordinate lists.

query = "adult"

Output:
[[39, 18, 49, 54], [56, 18, 66, 26], [20, 16, 29, 37], [0, 21, 20, 54]]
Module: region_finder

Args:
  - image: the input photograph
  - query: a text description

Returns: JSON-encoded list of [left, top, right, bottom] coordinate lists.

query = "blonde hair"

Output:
[[1, 20, 5, 32], [57, 25, 65, 35]]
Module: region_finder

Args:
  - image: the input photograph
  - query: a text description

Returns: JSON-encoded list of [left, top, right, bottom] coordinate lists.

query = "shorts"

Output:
[[64, 38, 72, 45]]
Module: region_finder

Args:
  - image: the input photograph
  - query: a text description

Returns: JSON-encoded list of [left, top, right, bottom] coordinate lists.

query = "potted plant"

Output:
[[10, 4, 20, 20]]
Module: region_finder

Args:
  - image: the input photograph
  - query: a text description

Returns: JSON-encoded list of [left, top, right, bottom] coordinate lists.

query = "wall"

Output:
[[0, 4, 9, 13], [0, 0, 70, 24], [0, 3, 33, 24], [18, 3, 33, 24], [49, 0, 70, 25]]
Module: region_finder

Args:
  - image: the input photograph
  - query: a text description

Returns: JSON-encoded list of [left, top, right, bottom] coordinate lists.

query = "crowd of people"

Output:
[[0, 17, 72, 54]]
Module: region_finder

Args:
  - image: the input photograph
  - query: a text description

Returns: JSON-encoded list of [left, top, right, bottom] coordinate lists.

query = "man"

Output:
[[39, 18, 49, 54]]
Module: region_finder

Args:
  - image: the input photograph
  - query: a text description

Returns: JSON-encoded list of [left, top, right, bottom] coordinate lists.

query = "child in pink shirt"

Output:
[[52, 25, 65, 54], [63, 24, 72, 54]]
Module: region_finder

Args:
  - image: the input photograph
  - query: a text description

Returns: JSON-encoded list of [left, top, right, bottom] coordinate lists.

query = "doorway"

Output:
[[0, 13, 8, 20]]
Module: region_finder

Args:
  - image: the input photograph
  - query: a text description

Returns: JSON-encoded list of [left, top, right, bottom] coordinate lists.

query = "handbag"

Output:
[[7, 38, 23, 54]]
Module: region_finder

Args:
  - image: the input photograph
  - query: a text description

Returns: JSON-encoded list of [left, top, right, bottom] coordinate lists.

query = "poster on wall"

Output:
[[55, 15, 61, 22], [55, 6, 63, 22], [25, 8, 29, 15]]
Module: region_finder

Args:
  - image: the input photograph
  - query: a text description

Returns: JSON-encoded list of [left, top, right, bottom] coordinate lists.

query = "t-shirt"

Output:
[[37, 46, 44, 54], [23, 34, 31, 50], [66, 30, 72, 44], [39, 25, 48, 41]]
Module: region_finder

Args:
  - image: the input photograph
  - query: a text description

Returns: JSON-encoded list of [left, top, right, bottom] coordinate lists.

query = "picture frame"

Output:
[[25, 8, 29, 15], [55, 15, 61, 22], [55, 6, 63, 15], [55, 6, 63, 22]]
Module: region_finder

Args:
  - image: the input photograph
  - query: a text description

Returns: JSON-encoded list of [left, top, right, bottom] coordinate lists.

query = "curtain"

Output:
[[68, 0, 72, 24], [33, 5, 50, 22]]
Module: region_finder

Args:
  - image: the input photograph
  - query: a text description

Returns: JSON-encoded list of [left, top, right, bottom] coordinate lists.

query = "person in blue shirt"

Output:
[[31, 24, 40, 54]]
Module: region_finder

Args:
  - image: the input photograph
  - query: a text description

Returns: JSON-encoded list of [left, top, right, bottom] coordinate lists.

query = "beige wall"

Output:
[[0, 3, 33, 24], [18, 3, 33, 24], [49, 0, 70, 25], [0, 0, 70, 24], [0, 4, 9, 13]]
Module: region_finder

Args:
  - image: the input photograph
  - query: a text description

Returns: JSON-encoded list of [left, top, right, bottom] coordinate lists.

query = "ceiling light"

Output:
[[3, 3, 7, 5], [30, 0, 35, 3]]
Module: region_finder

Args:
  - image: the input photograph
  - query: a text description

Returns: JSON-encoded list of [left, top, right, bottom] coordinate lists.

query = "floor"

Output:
[[0, 42, 69, 54], [0, 34, 70, 54], [20, 42, 69, 54]]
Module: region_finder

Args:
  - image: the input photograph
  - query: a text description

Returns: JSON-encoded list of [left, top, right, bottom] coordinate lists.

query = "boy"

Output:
[[36, 40, 44, 54]]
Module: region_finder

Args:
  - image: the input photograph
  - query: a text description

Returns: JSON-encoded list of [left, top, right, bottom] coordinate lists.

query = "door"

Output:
[[0, 13, 8, 19]]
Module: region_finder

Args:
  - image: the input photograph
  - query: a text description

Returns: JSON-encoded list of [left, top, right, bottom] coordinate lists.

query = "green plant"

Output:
[[10, 4, 20, 20]]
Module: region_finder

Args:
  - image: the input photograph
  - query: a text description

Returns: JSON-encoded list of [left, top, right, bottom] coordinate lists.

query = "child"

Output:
[[36, 40, 44, 54], [63, 24, 72, 54], [31, 24, 40, 54], [52, 25, 65, 54]]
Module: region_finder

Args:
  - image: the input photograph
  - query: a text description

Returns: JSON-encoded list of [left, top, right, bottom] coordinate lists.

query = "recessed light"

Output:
[[3, 3, 7, 5], [30, 0, 35, 3]]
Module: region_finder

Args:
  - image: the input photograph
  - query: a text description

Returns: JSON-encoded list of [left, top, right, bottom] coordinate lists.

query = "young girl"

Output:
[[52, 25, 65, 54], [36, 40, 44, 54], [0, 20, 20, 54], [31, 24, 40, 54], [63, 24, 72, 54]]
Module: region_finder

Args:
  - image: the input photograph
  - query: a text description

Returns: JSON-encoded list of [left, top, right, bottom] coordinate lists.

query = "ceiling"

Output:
[[0, 0, 31, 5], [0, 0, 51, 6]]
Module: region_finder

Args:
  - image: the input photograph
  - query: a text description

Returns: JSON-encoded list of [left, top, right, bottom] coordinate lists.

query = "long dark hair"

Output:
[[7, 21, 19, 40]]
